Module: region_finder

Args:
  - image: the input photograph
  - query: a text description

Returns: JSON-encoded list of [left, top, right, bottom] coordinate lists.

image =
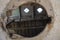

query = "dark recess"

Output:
[[6, 3, 51, 38]]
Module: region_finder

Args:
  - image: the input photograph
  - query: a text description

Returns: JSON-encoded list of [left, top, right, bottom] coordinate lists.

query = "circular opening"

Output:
[[6, 3, 52, 38]]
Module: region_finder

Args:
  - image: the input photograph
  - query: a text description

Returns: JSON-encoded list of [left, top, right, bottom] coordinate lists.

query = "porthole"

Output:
[[6, 3, 52, 38]]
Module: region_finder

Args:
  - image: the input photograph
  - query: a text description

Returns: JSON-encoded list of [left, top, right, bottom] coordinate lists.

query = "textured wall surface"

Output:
[[43, 0, 60, 40], [0, 0, 60, 40]]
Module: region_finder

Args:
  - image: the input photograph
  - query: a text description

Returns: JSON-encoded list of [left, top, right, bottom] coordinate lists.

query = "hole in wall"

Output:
[[6, 2, 52, 38]]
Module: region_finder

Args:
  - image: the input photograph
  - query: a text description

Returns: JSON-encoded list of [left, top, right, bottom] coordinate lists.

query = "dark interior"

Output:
[[6, 3, 51, 38]]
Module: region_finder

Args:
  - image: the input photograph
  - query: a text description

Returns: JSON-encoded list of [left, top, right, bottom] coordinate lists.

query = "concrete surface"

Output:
[[0, 0, 60, 40], [43, 0, 60, 40]]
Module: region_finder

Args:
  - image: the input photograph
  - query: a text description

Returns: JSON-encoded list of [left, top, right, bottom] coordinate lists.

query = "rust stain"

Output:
[[48, 23, 53, 32]]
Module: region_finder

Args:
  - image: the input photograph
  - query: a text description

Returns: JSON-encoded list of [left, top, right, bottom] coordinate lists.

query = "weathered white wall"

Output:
[[0, 0, 11, 40], [0, 0, 60, 40], [43, 0, 60, 40]]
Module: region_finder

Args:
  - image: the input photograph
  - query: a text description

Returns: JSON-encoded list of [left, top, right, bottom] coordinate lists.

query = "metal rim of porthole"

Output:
[[2, 0, 52, 39]]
